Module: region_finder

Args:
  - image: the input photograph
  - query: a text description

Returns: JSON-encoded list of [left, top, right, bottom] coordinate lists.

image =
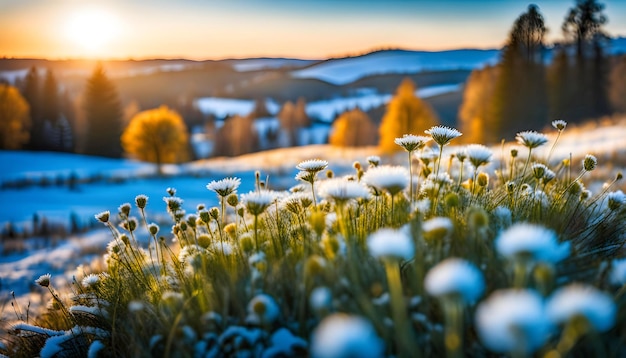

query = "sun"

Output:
[[65, 8, 120, 56]]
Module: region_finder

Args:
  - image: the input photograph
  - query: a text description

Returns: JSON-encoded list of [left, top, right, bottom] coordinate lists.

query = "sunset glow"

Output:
[[64, 8, 121, 56]]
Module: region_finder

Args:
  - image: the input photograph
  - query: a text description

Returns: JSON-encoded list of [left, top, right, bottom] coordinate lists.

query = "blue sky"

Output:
[[1, 0, 625, 59]]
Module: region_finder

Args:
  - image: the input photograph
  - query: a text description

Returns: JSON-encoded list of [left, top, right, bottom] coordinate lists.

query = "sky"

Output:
[[1, 0, 625, 60]]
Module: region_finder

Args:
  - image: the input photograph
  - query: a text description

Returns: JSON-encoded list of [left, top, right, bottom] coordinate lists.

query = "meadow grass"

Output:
[[3, 123, 626, 357]]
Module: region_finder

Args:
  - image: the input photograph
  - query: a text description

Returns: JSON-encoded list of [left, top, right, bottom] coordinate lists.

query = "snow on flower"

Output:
[[546, 284, 616, 332], [366, 155, 380, 167], [495, 223, 569, 263], [552, 119, 567, 131], [35, 273, 51, 287], [394, 134, 431, 152], [247, 293, 280, 325], [361, 165, 409, 196], [425, 125, 462, 147], [367, 228, 414, 261], [425, 258, 484, 303], [475, 289, 551, 354], [606, 190, 625, 211], [296, 159, 329, 173], [241, 190, 278, 215], [311, 314, 384, 358], [317, 178, 371, 203], [82, 274, 101, 288], [94, 211, 110, 223], [465, 144, 493, 169], [206, 177, 241, 197], [516, 131, 548, 149], [583, 154, 597, 172], [422, 216, 454, 240]]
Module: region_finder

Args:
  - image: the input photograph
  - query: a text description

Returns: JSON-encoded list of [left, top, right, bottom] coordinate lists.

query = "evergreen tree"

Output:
[[0, 84, 31, 149], [22, 66, 42, 148], [249, 98, 272, 119], [492, 4, 548, 138], [41, 69, 60, 124], [379, 78, 438, 153], [561, 0, 611, 121], [82, 65, 123, 157], [329, 108, 377, 147]]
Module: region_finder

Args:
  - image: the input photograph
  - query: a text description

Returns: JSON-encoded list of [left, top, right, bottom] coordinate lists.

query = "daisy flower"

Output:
[[394, 134, 431, 152], [311, 314, 384, 358], [547, 284, 616, 332], [317, 178, 371, 203], [241, 190, 279, 216], [476, 289, 551, 354], [465, 144, 492, 169], [516, 131, 548, 149], [425, 258, 484, 303], [367, 228, 414, 261], [361, 165, 409, 196], [296, 159, 329, 173], [495, 223, 569, 263], [552, 119, 567, 131], [35, 273, 51, 287], [425, 126, 462, 147], [206, 177, 241, 197]]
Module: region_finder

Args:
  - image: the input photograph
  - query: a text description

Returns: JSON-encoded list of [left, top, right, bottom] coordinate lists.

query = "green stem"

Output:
[[384, 259, 417, 358]]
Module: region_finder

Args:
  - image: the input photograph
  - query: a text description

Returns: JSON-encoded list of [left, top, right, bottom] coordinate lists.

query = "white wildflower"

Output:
[[241, 190, 278, 215], [583, 154, 597, 172], [366, 155, 381, 167], [362, 165, 409, 196], [606, 190, 625, 211], [318, 178, 371, 203], [81, 274, 101, 288], [495, 223, 569, 263], [310, 286, 333, 312], [425, 125, 462, 147], [206, 177, 241, 197], [552, 119, 567, 131], [424, 258, 484, 303], [465, 144, 493, 169], [476, 289, 551, 354], [394, 134, 431, 152], [516, 131, 548, 149], [247, 294, 280, 325], [35, 273, 51, 287], [367, 228, 414, 261], [94, 211, 110, 223], [297, 159, 329, 173], [422, 216, 454, 240], [311, 314, 384, 358], [547, 284, 616, 332]]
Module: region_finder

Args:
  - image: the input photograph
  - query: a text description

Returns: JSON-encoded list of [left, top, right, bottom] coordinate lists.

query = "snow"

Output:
[[195, 83, 461, 122], [291, 49, 500, 85], [230, 58, 318, 72], [194, 98, 280, 118]]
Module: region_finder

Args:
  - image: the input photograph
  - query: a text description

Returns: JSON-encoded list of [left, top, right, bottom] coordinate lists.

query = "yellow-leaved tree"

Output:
[[329, 108, 377, 147], [378, 78, 438, 153], [0, 84, 31, 149], [121, 105, 189, 174]]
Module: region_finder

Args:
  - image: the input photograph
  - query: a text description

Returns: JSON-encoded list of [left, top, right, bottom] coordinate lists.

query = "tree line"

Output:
[[1, 0, 625, 163]]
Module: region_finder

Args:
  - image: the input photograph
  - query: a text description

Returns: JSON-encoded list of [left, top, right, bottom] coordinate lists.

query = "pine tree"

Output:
[[378, 78, 438, 153], [561, 0, 611, 122], [41, 69, 59, 124], [330, 108, 377, 147], [22, 66, 42, 148], [0, 84, 31, 149], [82, 65, 123, 157], [121, 106, 189, 175], [609, 55, 626, 113], [492, 4, 548, 138]]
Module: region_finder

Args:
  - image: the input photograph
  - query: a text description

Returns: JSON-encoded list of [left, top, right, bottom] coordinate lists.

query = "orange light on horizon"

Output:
[[62, 7, 122, 58]]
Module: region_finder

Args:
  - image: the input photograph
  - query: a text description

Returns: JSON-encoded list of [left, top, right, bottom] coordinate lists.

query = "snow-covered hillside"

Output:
[[291, 49, 500, 85], [194, 83, 462, 121], [228, 58, 319, 72]]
